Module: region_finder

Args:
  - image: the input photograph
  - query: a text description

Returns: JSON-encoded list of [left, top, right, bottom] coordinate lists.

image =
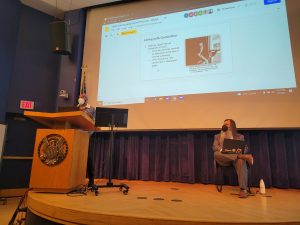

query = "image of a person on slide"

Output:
[[197, 42, 209, 64]]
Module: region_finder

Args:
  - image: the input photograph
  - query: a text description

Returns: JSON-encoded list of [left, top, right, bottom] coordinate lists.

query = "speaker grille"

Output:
[[49, 21, 71, 55]]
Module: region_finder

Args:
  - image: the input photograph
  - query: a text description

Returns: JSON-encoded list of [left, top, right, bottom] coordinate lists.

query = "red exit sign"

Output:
[[20, 100, 35, 110]]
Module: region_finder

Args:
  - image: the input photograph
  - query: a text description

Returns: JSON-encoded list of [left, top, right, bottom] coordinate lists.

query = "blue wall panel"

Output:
[[6, 5, 60, 114], [0, 0, 21, 123], [56, 9, 86, 108]]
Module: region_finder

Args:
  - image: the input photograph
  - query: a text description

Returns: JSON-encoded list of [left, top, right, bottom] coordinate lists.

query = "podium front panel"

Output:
[[29, 129, 89, 192]]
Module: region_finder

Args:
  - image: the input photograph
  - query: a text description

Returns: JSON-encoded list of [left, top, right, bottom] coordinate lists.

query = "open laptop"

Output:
[[221, 138, 245, 154]]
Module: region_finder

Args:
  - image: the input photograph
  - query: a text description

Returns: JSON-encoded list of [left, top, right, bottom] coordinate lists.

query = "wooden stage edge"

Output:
[[27, 179, 300, 225]]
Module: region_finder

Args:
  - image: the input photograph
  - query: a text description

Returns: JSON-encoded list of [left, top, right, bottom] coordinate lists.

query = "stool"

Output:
[[215, 161, 251, 193]]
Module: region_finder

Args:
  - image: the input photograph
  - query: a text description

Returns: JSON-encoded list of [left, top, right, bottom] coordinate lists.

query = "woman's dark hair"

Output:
[[224, 118, 237, 137]]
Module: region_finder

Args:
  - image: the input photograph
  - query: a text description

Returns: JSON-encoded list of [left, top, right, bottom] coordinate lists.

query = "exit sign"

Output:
[[20, 100, 34, 110]]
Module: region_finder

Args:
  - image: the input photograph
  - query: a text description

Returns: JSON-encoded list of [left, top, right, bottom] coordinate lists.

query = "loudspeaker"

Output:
[[49, 21, 71, 55]]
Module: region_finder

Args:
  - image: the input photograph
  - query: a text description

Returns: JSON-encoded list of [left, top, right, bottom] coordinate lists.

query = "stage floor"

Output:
[[27, 179, 300, 225]]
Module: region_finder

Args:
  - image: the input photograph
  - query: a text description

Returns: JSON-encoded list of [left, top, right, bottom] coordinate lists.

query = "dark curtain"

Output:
[[90, 130, 300, 189]]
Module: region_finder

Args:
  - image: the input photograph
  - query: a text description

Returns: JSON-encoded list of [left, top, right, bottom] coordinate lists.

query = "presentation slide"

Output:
[[83, 0, 300, 129]]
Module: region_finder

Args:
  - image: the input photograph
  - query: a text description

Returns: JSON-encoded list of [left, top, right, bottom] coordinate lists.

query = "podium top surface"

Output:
[[24, 111, 96, 131]]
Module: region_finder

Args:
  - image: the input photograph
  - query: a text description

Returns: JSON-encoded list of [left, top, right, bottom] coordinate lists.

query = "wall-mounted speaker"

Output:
[[49, 21, 71, 55]]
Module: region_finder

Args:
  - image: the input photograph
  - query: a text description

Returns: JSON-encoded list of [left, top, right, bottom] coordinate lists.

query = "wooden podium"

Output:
[[24, 111, 96, 193]]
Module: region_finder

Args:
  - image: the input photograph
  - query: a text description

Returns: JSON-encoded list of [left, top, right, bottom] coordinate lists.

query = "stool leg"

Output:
[[216, 167, 223, 192]]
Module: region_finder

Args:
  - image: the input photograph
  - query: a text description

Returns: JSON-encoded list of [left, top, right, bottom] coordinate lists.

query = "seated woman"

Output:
[[212, 119, 253, 198]]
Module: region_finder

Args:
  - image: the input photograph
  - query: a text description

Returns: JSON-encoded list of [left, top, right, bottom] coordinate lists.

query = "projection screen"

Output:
[[82, 0, 300, 130]]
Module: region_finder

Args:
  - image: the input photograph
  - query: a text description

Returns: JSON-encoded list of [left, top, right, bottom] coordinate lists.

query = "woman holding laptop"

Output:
[[212, 119, 254, 198]]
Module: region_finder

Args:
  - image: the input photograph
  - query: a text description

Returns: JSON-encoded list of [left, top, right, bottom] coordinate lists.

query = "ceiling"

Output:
[[20, 0, 123, 18]]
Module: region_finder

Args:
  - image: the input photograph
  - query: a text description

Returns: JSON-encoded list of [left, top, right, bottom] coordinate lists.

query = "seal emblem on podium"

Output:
[[38, 134, 68, 166]]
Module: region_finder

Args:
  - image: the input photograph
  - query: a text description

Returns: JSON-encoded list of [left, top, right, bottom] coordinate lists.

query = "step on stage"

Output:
[[26, 180, 300, 225]]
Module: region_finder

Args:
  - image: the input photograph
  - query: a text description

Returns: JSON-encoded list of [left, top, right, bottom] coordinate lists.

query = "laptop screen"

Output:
[[222, 138, 245, 154]]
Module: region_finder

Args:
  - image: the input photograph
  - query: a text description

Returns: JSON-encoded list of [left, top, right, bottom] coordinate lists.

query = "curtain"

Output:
[[90, 130, 300, 188]]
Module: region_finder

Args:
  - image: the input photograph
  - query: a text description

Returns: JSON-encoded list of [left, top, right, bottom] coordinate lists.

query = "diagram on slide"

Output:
[[185, 34, 221, 66]]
